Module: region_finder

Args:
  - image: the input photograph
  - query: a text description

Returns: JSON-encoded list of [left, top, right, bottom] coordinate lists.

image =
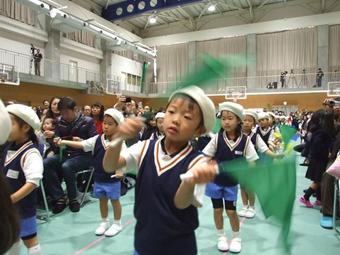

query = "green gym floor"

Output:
[[31, 156, 339, 254]]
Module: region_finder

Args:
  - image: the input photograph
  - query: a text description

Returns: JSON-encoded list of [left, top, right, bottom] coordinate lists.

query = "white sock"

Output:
[[7, 240, 21, 255], [102, 218, 109, 223], [232, 231, 240, 239], [216, 228, 225, 237], [28, 244, 42, 255], [113, 219, 121, 226], [249, 206, 255, 209]]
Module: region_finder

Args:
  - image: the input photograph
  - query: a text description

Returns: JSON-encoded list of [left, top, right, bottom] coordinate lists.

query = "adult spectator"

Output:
[[43, 97, 96, 213], [45, 97, 61, 120], [34, 49, 43, 76], [315, 68, 324, 87], [83, 105, 91, 117], [42, 99, 50, 110], [91, 102, 104, 134]]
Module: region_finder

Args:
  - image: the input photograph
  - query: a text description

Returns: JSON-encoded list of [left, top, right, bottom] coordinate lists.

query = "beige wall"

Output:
[[144, 93, 328, 111], [0, 82, 141, 109], [0, 82, 327, 111]]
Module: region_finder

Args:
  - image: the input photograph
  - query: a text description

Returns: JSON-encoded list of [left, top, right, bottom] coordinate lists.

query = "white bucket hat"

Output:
[[7, 104, 40, 130], [169, 86, 216, 133]]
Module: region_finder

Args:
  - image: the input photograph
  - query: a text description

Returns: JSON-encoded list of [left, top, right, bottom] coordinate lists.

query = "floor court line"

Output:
[[73, 217, 135, 255]]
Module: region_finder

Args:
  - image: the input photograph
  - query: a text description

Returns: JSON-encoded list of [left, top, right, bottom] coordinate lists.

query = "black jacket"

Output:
[[56, 114, 96, 158]]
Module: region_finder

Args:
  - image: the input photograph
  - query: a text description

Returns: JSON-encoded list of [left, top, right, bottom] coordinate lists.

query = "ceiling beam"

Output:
[[219, 0, 244, 11], [321, 0, 326, 12], [246, 0, 254, 20], [326, 0, 340, 12], [258, 0, 271, 9], [177, 6, 195, 28]]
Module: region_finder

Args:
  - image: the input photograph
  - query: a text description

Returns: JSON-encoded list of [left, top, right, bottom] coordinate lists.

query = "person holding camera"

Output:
[[34, 49, 43, 76], [315, 68, 324, 87]]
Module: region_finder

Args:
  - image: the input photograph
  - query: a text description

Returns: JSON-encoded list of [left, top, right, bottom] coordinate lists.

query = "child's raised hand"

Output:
[[184, 160, 217, 185], [116, 117, 145, 140]]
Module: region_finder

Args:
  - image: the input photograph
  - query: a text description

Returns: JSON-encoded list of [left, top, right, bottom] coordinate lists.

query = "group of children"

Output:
[[0, 85, 285, 255]]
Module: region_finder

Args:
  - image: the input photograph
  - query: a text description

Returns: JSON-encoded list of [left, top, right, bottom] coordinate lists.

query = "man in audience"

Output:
[[43, 97, 96, 214], [82, 105, 91, 117]]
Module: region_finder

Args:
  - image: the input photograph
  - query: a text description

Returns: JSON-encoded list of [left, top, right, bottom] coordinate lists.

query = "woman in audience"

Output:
[[91, 102, 105, 134], [45, 97, 61, 120], [299, 109, 335, 207]]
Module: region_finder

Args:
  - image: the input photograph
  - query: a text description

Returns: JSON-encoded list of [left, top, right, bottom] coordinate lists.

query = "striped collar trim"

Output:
[[5, 141, 33, 166], [259, 127, 272, 136], [223, 132, 243, 151], [154, 139, 192, 176]]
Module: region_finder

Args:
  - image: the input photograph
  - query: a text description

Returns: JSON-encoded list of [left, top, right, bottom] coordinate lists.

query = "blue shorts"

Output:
[[205, 183, 238, 201], [93, 181, 121, 200], [20, 216, 37, 239], [133, 251, 139, 255]]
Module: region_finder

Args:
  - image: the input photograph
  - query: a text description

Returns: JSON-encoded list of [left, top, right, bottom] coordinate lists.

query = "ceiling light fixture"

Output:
[[208, 4, 216, 12], [149, 16, 157, 24]]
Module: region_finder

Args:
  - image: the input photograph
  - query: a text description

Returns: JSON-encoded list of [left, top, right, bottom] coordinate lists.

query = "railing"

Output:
[[2, 47, 340, 96], [0, 48, 100, 85], [147, 71, 340, 95]]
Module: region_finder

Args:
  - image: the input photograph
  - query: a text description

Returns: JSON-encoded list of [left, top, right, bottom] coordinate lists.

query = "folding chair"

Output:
[[36, 144, 50, 222], [333, 179, 340, 234], [36, 180, 50, 222], [76, 167, 94, 207]]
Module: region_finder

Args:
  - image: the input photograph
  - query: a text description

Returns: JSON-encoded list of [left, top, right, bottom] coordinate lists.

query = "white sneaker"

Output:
[[229, 237, 242, 253], [217, 235, 229, 252], [245, 207, 256, 218], [104, 223, 122, 237], [95, 221, 110, 235], [238, 206, 248, 217]]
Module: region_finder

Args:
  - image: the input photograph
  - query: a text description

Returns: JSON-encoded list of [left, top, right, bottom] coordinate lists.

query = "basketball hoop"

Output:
[[0, 64, 20, 86], [327, 82, 340, 97], [224, 86, 247, 102]]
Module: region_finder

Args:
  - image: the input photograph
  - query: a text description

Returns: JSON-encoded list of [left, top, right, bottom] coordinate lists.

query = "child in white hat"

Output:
[[241, 110, 284, 219], [256, 112, 274, 147], [57, 108, 125, 237], [149, 112, 165, 140], [103, 85, 218, 255], [4, 104, 43, 255], [203, 102, 259, 253]]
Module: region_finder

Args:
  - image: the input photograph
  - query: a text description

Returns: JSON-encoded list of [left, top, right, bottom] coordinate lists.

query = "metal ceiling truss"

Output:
[[102, 0, 204, 21]]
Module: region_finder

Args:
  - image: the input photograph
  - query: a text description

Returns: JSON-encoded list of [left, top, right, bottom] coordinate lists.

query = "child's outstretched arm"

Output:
[[174, 160, 217, 209], [103, 117, 144, 173], [56, 138, 84, 150]]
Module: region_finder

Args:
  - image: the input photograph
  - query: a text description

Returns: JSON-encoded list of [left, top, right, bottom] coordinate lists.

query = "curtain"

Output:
[[154, 43, 189, 93], [196, 36, 247, 93], [256, 28, 317, 88], [65, 31, 96, 48], [329, 25, 340, 82], [0, 0, 36, 26]]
